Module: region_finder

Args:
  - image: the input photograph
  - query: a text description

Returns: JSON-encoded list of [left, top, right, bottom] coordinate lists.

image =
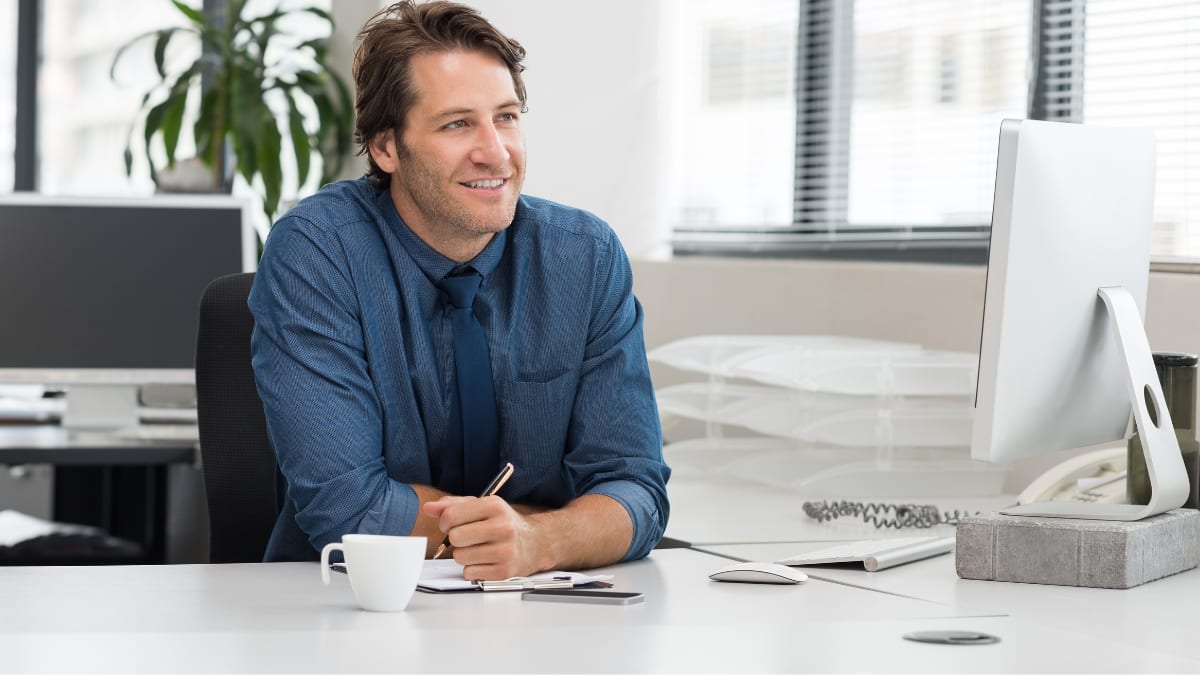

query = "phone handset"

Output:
[[1016, 445, 1128, 505]]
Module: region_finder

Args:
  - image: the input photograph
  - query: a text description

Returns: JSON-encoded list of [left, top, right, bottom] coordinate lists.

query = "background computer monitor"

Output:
[[971, 119, 1189, 520], [0, 194, 255, 430]]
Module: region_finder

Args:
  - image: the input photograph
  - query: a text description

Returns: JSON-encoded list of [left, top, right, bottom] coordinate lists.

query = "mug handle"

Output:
[[320, 542, 344, 585]]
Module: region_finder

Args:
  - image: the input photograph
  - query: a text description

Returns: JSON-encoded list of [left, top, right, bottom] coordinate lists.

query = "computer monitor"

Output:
[[0, 194, 255, 430], [972, 118, 1189, 520]]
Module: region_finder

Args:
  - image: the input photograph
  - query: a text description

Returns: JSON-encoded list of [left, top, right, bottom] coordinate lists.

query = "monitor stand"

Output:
[[1000, 286, 1191, 521], [60, 384, 140, 432]]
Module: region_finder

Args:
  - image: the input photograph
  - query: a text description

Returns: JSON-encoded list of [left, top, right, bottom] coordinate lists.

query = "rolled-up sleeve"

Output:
[[565, 232, 670, 561], [249, 216, 420, 555]]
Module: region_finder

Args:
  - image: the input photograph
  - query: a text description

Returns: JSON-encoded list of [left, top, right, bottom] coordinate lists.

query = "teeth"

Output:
[[465, 179, 504, 189]]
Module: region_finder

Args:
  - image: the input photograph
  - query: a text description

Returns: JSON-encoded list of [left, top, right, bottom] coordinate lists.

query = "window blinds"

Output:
[[1084, 0, 1200, 259]]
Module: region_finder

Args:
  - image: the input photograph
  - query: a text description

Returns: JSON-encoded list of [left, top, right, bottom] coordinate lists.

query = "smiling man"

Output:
[[247, 0, 670, 580]]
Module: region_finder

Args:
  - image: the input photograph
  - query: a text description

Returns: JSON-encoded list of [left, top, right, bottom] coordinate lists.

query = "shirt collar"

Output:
[[376, 187, 508, 282]]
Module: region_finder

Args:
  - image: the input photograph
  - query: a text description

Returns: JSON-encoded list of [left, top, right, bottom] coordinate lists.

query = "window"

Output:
[[674, 0, 798, 231], [0, 3, 16, 192], [1083, 0, 1200, 260], [672, 0, 1200, 263], [673, 0, 1029, 261], [25, 0, 331, 235], [39, 0, 193, 197]]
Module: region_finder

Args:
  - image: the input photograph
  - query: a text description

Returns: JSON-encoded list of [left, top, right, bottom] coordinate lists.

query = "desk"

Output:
[[0, 425, 197, 465], [3, 549, 1198, 673], [0, 425, 199, 563], [700, 540, 1200, 666]]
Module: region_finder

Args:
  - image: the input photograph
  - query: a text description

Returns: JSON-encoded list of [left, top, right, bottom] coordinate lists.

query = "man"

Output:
[[248, 0, 670, 580]]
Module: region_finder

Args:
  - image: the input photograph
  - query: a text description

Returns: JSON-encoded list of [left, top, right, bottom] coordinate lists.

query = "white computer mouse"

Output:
[[708, 561, 808, 585]]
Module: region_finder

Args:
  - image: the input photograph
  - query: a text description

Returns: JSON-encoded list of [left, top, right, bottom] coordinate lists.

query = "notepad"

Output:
[[416, 559, 614, 592], [775, 535, 956, 572]]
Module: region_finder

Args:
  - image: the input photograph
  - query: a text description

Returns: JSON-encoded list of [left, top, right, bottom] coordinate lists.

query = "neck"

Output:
[[432, 235, 494, 265], [388, 191, 495, 264]]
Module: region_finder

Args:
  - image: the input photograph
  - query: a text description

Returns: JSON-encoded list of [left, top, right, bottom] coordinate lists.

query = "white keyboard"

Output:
[[776, 535, 956, 572]]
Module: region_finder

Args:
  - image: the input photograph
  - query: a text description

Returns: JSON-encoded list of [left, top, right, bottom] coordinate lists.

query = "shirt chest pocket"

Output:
[[498, 370, 579, 479]]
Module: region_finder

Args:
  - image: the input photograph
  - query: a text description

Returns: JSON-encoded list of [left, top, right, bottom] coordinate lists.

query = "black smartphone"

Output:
[[521, 589, 644, 605]]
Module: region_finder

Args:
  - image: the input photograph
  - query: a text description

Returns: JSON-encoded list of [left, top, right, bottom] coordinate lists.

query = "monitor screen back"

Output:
[[0, 200, 246, 371], [971, 119, 1156, 463]]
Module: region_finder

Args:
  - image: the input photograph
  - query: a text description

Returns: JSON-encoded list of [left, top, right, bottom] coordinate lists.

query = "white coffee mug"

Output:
[[320, 534, 426, 612]]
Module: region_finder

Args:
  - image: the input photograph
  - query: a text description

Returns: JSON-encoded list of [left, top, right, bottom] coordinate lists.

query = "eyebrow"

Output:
[[431, 100, 523, 121]]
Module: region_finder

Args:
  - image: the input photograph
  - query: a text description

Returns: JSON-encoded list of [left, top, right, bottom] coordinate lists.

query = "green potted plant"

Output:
[[111, 0, 354, 220]]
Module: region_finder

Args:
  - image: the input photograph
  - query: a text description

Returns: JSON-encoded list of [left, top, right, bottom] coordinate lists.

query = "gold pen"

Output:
[[431, 462, 515, 560]]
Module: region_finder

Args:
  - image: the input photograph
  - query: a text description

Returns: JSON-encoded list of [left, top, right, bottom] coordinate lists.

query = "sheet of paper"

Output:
[[416, 559, 613, 592], [0, 510, 96, 547]]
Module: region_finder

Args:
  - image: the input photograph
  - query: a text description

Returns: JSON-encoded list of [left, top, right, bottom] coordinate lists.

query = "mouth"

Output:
[[461, 178, 509, 190]]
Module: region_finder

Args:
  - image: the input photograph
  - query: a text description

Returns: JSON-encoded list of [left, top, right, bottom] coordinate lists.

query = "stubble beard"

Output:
[[394, 146, 522, 240]]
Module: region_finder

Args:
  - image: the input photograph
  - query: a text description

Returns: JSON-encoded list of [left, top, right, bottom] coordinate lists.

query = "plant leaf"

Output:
[[142, 97, 172, 184], [230, 67, 264, 184], [327, 68, 355, 156], [193, 89, 216, 166], [247, 6, 332, 27], [110, 27, 189, 82], [170, 0, 205, 26], [156, 64, 200, 166], [297, 37, 328, 61], [152, 30, 171, 79], [286, 92, 311, 188], [257, 111, 283, 220], [230, 127, 256, 187], [160, 90, 189, 167], [293, 71, 345, 183]]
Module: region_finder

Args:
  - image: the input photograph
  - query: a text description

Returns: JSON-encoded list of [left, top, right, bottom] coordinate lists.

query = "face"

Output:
[[369, 49, 526, 262]]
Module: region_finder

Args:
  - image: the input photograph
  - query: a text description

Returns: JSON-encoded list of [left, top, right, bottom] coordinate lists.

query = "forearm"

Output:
[[526, 493, 633, 571]]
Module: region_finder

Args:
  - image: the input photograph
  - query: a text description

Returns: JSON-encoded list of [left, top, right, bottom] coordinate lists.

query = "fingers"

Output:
[[432, 497, 534, 579], [421, 495, 474, 519], [430, 495, 505, 530], [445, 510, 517, 551], [456, 543, 521, 581]]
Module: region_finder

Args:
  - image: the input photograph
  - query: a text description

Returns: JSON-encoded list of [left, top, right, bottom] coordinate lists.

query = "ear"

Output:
[[368, 131, 401, 174]]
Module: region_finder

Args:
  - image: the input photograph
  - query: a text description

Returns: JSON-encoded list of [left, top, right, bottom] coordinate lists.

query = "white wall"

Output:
[[330, 1, 678, 256], [633, 256, 1200, 360], [432, 1, 679, 258]]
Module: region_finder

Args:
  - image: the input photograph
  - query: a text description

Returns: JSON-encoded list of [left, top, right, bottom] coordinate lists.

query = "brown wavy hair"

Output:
[[353, 1, 528, 187]]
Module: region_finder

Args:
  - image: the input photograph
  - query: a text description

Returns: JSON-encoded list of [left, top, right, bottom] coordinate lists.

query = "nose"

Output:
[[469, 122, 510, 167]]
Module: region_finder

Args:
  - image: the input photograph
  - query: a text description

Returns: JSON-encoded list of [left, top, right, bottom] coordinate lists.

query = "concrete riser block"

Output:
[[956, 509, 1200, 589]]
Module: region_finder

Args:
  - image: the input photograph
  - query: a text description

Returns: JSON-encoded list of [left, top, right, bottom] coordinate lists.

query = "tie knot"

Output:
[[437, 268, 482, 309]]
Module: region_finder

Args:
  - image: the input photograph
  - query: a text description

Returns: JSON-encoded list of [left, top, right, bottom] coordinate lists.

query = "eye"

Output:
[[497, 112, 519, 124], [443, 119, 467, 130]]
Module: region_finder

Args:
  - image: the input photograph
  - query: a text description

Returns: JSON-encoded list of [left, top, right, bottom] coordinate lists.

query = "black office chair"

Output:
[[195, 272, 282, 563]]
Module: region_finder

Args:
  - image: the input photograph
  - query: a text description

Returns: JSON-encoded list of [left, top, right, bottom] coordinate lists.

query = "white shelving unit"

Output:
[[650, 335, 1006, 497]]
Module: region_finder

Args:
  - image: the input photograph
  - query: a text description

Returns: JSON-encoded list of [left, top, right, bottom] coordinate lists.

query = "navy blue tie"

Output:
[[437, 267, 500, 496]]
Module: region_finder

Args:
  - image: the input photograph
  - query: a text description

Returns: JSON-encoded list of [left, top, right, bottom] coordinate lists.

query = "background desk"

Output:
[[3, 548, 1198, 673], [0, 425, 202, 563]]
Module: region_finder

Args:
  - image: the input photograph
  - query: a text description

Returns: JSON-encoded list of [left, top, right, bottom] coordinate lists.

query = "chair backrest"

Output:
[[195, 272, 280, 563]]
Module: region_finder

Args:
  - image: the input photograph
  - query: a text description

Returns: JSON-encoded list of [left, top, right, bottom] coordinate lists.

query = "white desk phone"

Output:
[[1016, 445, 1128, 505]]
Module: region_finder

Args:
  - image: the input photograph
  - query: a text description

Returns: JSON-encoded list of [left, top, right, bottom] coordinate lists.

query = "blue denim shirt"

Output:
[[248, 178, 670, 562]]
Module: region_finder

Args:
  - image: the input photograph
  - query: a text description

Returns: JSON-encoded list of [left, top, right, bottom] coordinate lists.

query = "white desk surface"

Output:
[[700, 540, 1200, 667], [5, 548, 1196, 673], [665, 475, 1013, 545]]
